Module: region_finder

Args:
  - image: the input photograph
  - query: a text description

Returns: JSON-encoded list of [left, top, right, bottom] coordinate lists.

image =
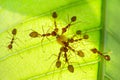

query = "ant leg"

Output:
[[40, 37, 45, 53], [64, 52, 74, 73], [6, 30, 12, 37], [40, 26, 49, 53], [52, 12, 58, 33], [67, 45, 76, 52], [56, 52, 62, 68], [41, 26, 45, 51], [55, 46, 68, 68], [62, 16, 77, 34], [44, 26, 51, 41]]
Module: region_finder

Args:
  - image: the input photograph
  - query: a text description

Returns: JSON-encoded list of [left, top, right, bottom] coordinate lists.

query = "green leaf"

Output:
[[104, 0, 120, 80], [0, 0, 109, 80]]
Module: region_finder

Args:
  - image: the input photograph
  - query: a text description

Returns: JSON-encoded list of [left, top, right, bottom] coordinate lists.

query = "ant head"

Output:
[[52, 12, 57, 18], [71, 16, 76, 22], [91, 48, 97, 53], [12, 28, 17, 35]]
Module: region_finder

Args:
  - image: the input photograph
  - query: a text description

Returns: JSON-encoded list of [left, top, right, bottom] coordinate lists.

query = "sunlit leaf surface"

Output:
[[104, 0, 120, 80], [0, 0, 109, 80]]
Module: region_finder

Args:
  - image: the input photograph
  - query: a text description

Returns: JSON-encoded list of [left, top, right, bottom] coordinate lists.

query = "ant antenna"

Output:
[[62, 16, 77, 34]]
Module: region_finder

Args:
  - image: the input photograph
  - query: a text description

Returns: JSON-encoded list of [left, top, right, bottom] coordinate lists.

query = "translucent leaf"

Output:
[[104, 0, 120, 80], [0, 0, 108, 80]]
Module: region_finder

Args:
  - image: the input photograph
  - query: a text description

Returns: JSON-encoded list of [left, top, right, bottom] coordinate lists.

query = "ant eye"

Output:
[[71, 16, 76, 22], [52, 12, 57, 18]]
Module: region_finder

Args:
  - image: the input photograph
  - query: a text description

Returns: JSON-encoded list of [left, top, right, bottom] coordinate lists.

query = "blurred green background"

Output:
[[104, 0, 120, 80]]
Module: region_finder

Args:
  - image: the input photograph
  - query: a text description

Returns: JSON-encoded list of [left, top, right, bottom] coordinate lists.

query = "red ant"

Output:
[[75, 31, 110, 61], [67, 30, 89, 44], [7, 28, 17, 49], [91, 48, 110, 61]]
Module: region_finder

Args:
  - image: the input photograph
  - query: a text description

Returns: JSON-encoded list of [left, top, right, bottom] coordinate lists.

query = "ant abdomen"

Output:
[[71, 16, 76, 22], [76, 30, 82, 35], [8, 44, 12, 49], [77, 50, 85, 57], [91, 48, 97, 53], [29, 31, 40, 38], [104, 55, 110, 61], [83, 34, 89, 39], [68, 65, 74, 73], [52, 12, 57, 18], [12, 28, 17, 35], [56, 60, 61, 68]]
